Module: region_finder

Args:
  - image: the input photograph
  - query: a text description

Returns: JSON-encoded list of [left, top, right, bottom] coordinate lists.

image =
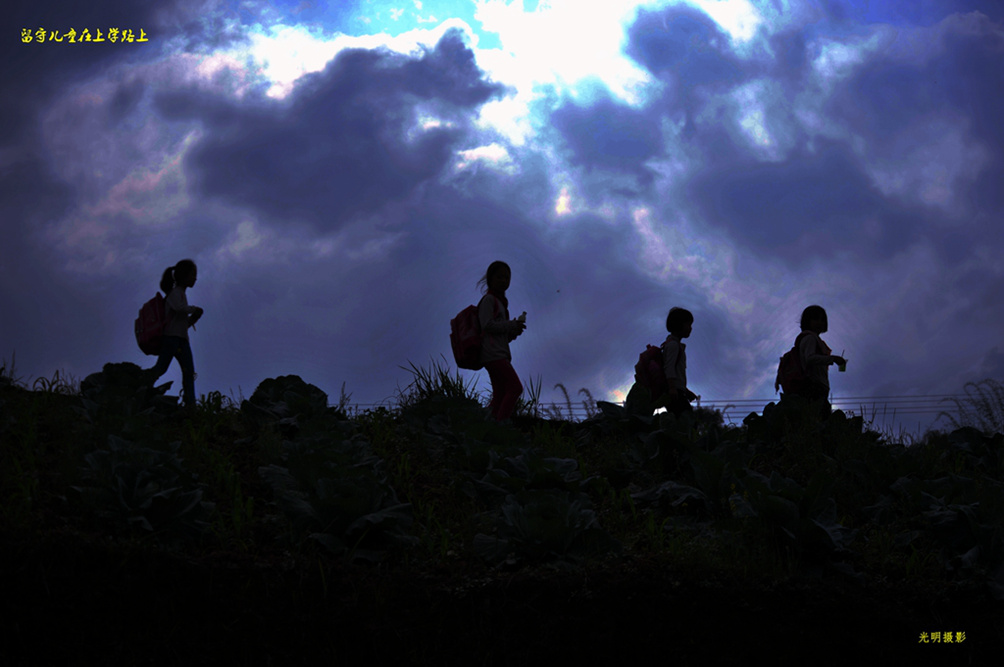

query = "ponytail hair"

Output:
[[160, 267, 175, 294], [160, 259, 196, 294]]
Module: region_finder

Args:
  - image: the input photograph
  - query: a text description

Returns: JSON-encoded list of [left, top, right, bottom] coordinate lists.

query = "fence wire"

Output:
[[339, 392, 978, 428]]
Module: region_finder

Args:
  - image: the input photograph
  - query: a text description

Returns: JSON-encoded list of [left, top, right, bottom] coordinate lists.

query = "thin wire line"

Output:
[[340, 393, 976, 407], [336, 393, 976, 422]]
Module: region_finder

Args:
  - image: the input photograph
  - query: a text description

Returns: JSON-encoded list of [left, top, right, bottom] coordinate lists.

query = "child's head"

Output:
[[666, 307, 694, 337], [477, 260, 511, 294], [800, 305, 827, 333], [160, 259, 198, 293]]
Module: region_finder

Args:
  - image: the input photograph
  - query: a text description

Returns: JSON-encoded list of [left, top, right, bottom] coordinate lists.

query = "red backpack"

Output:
[[634, 343, 669, 400], [135, 293, 168, 355], [450, 296, 499, 371], [775, 332, 813, 395]]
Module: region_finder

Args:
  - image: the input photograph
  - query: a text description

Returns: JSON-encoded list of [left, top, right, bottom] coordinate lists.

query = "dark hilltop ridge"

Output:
[[2, 361, 1003, 665]]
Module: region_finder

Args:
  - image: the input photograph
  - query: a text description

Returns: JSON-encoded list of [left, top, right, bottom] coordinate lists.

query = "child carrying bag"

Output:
[[634, 343, 669, 401], [450, 296, 500, 371], [775, 332, 813, 395]]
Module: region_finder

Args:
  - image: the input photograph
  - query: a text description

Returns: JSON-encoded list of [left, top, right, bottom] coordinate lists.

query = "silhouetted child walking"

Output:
[[147, 259, 203, 408], [478, 261, 526, 422], [664, 307, 699, 416], [796, 305, 845, 407]]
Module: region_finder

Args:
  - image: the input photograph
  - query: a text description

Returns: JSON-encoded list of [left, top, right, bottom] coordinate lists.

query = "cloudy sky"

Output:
[[3, 0, 1002, 430]]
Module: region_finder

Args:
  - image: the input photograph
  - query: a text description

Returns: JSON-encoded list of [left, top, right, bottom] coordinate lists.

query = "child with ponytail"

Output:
[[147, 259, 203, 407]]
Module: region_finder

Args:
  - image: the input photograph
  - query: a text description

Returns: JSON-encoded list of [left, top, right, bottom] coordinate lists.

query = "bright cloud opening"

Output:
[[246, 24, 340, 99], [687, 0, 762, 42], [242, 18, 481, 100], [554, 187, 572, 215], [456, 143, 514, 172], [474, 0, 652, 105]]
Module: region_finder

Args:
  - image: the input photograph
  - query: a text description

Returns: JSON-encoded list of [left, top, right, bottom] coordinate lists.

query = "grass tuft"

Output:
[[937, 378, 1004, 436], [396, 355, 484, 410]]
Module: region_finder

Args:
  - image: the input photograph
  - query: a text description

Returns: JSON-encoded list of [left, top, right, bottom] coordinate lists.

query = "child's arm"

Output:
[[165, 288, 200, 326], [479, 297, 521, 336], [800, 335, 832, 367], [508, 312, 527, 341]]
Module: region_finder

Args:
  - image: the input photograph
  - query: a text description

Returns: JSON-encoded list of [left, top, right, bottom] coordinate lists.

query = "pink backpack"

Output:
[[135, 293, 167, 355], [775, 332, 813, 394], [634, 343, 669, 400], [450, 296, 499, 370]]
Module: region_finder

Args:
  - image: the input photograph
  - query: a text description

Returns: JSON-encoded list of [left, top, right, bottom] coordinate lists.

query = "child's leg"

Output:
[[494, 361, 523, 422], [668, 395, 693, 416], [485, 360, 505, 419], [174, 340, 196, 407], [811, 383, 831, 418], [149, 337, 181, 380], [807, 382, 829, 402]]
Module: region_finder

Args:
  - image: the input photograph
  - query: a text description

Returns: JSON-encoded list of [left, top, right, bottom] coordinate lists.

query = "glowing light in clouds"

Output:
[[473, 0, 652, 103], [456, 143, 515, 172], [554, 187, 571, 215], [467, 0, 764, 145], [688, 0, 762, 41], [242, 18, 481, 99], [246, 24, 340, 98], [231, 0, 766, 147]]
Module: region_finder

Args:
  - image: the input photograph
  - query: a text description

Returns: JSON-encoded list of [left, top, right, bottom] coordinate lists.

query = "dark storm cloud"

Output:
[[685, 139, 905, 261], [816, 12, 1004, 266], [107, 77, 147, 123], [2, 0, 221, 318], [4, 0, 213, 146], [615, 5, 1003, 267], [820, 0, 1004, 25], [550, 89, 662, 189], [2, 1, 153, 372], [0, 158, 121, 376], [625, 5, 745, 88], [834, 16, 1004, 148], [154, 29, 505, 232]]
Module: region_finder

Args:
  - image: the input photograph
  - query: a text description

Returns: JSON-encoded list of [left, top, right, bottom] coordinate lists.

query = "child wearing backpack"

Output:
[[794, 305, 845, 404], [147, 259, 203, 408], [477, 261, 526, 422], [663, 307, 699, 416]]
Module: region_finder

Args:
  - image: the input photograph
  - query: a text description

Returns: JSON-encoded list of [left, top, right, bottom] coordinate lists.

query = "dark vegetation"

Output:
[[2, 357, 1002, 665]]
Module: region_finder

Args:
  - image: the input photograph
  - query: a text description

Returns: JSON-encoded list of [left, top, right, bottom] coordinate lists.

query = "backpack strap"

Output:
[[793, 332, 813, 370]]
